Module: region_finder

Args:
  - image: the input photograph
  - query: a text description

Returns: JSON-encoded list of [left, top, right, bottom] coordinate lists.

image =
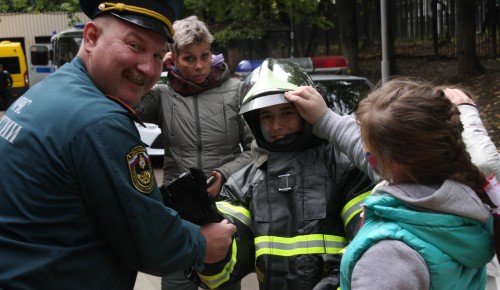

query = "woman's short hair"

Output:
[[172, 16, 213, 54]]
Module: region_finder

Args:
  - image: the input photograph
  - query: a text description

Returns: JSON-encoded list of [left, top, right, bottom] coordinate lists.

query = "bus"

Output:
[[28, 25, 83, 86], [50, 25, 83, 69]]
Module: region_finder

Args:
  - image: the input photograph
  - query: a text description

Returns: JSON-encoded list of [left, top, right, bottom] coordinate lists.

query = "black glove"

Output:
[[312, 274, 340, 290], [161, 167, 223, 225], [313, 255, 341, 290]]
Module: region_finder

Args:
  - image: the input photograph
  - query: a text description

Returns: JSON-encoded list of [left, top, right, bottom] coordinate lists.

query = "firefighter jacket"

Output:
[[197, 139, 374, 290]]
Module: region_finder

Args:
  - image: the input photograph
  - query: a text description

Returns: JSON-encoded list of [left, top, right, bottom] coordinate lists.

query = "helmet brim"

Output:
[[239, 93, 289, 115]]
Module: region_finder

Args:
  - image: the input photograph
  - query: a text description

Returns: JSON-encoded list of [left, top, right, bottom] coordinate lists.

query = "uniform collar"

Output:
[[105, 94, 145, 126]]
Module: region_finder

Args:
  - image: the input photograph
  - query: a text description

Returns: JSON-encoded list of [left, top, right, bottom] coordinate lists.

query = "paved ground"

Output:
[[133, 272, 258, 290]]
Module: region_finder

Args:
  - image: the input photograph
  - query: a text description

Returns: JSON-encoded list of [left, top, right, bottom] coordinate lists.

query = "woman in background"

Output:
[[135, 15, 252, 290]]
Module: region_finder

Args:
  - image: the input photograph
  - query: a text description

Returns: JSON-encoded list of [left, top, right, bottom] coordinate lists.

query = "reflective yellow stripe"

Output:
[[255, 234, 346, 259], [198, 239, 238, 289], [99, 2, 174, 35], [216, 201, 252, 227], [341, 191, 371, 227]]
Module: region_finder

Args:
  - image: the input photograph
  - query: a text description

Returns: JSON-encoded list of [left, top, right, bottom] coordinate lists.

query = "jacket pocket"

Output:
[[303, 169, 327, 221]]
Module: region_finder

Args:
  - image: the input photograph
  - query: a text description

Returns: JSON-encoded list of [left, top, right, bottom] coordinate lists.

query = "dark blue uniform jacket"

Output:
[[0, 57, 205, 290]]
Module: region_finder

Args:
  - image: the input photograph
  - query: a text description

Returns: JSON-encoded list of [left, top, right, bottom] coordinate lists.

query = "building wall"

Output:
[[0, 12, 90, 46]]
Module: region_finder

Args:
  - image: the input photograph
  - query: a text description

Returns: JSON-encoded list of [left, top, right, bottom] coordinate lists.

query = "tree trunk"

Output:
[[456, 0, 483, 78], [336, 0, 359, 75], [387, 0, 398, 75], [305, 0, 332, 56], [225, 41, 242, 74]]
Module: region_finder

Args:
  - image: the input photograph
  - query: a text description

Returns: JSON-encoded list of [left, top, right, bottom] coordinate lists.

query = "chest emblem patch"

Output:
[[127, 145, 154, 194]]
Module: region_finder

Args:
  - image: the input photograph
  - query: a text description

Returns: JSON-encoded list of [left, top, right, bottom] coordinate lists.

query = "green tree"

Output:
[[183, 0, 333, 69], [0, 0, 81, 25], [185, 0, 326, 46], [0, 0, 76, 12]]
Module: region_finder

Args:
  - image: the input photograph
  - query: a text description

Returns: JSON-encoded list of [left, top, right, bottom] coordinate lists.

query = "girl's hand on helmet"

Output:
[[443, 88, 476, 106], [284, 86, 329, 125]]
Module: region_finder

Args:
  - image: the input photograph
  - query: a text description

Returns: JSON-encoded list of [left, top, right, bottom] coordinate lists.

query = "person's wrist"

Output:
[[214, 170, 225, 184], [456, 103, 477, 108]]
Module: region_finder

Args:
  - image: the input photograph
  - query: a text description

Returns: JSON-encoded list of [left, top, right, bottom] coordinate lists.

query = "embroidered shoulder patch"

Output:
[[127, 145, 154, 194]]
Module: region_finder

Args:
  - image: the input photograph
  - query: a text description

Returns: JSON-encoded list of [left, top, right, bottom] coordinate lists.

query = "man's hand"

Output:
[[200, 220, 236, 264], [284, 86, 329, 124]]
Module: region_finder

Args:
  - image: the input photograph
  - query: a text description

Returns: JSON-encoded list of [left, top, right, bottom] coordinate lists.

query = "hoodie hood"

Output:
[[365, 180, 493, 268], [376, 180, 491, 221]]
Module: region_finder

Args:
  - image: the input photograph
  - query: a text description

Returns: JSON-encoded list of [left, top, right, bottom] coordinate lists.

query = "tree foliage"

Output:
[[184, 0, 333, 46], [0, 0, 77, 13], [2, 0, 491, 79], [0, 0, 81, 25]]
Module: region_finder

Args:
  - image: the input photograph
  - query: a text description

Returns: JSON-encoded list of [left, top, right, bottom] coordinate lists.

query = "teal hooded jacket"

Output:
[[341, 190, 493, 290]]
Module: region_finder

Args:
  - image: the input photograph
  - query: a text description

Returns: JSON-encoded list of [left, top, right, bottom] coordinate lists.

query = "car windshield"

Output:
[[314, 78, 373, 116]]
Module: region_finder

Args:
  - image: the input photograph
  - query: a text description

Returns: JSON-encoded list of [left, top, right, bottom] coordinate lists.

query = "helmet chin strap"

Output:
[[264, 132, 302, 151], [270, 132, 300, 146]]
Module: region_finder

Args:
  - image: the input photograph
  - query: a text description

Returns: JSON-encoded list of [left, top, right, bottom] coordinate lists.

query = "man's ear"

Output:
[[83, 22, 99, 52]]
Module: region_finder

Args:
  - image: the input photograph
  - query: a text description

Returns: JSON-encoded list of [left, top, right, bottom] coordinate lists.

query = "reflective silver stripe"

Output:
[[216, 201, 252, 227], [341, 191, 371, 227], [255, 234, 347, 259], [198, 239, 238, 289]]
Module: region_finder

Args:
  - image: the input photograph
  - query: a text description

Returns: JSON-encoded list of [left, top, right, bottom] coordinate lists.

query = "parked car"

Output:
[[134, 72, 167, 158], [236, 57, 374, 115], [311, 74, 374, 115], [135, 122, 164, 157]]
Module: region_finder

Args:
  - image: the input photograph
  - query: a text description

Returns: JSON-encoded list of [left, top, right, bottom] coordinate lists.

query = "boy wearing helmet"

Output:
[[194, 58, 374, 290]]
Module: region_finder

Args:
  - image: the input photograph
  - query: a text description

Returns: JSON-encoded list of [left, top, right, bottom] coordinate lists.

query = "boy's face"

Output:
[[259, 102, 303, 143]]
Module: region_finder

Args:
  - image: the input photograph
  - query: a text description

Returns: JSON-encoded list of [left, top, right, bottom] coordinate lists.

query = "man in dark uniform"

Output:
[[0, 1, 235, 289], [0, 63, 13, 110]]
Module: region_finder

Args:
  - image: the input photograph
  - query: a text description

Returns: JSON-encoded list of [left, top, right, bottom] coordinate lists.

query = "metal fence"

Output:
[[391, 0, 499, 57], [236, 0, 500, 60]]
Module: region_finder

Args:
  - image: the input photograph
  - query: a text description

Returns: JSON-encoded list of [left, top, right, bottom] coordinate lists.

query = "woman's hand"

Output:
[[207, 170, 223, 198]]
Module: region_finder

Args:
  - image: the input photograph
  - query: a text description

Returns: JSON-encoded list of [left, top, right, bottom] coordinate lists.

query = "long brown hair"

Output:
[[357, 78, 492, 205]]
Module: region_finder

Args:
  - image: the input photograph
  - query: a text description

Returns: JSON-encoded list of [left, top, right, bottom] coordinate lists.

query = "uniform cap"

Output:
[[80, 0, 184, 42]]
